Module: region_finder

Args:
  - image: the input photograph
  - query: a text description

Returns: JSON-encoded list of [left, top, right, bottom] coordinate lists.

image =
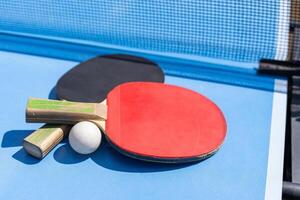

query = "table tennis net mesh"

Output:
[[0, 1, 298, 63]]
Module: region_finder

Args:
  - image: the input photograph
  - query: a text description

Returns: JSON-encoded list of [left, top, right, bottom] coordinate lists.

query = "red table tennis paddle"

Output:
[[26, 82, 227, 163]]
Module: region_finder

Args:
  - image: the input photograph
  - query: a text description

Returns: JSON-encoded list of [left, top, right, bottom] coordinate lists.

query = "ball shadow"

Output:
[[54, 143, 89, 164]]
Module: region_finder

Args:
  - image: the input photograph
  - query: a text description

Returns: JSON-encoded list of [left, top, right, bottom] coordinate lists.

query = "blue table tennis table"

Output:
[[0, 50, 286, 200], [0, 0, 295, 199]]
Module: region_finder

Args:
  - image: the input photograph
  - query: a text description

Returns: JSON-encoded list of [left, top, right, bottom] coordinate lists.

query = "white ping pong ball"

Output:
[[69, 121, 102, 154]]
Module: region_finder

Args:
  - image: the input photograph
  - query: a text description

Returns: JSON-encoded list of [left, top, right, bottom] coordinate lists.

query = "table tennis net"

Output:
[[0, 1, 298, 64]]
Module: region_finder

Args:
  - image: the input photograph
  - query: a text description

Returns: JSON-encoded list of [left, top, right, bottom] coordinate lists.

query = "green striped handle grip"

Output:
[[26, 98, 106, 125]]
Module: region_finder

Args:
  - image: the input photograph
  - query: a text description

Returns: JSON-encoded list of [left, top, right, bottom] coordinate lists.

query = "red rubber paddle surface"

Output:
[[106, 82, 227, 161]]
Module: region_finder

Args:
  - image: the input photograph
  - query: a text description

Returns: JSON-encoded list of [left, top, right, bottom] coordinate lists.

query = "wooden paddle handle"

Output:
[[23, 124, 71, 159], [26, 98, 107, 124]]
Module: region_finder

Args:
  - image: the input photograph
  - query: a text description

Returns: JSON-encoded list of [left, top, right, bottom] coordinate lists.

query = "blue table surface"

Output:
[[0, 50, 286, 200]]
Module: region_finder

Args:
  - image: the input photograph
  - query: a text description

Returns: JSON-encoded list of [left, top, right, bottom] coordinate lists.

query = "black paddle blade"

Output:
[[56, 54, 164, 102]]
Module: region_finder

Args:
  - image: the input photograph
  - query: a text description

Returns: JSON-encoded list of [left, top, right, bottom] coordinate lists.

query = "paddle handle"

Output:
[[23, 124, 71, 159], [26, 98, 107, 125]]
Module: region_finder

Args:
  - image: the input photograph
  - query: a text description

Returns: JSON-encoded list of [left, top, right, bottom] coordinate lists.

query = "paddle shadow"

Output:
[[3, 129, 67, 164], [54, 139, 195, 172], [2, 130, 40, 164], [12, 148, 41, 165], [6, 129, 197, 171], [91, 141, 195, 173], [1, 130, 34, 147]]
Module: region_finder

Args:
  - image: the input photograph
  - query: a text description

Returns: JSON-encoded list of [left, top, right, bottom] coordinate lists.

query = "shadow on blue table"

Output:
[[2, 130, 195, 172], [54, 139, 195, 173], [1, 130, 41, 164]]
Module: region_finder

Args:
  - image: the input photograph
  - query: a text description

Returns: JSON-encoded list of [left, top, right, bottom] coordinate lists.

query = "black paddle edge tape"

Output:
[[101, 54, 164, 79], [282, 181, 300, 199], [258, 59, 300, 77], [102, 54, 157, 66], [104, 135, 220, 164], [283, 77, 293, 181]]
